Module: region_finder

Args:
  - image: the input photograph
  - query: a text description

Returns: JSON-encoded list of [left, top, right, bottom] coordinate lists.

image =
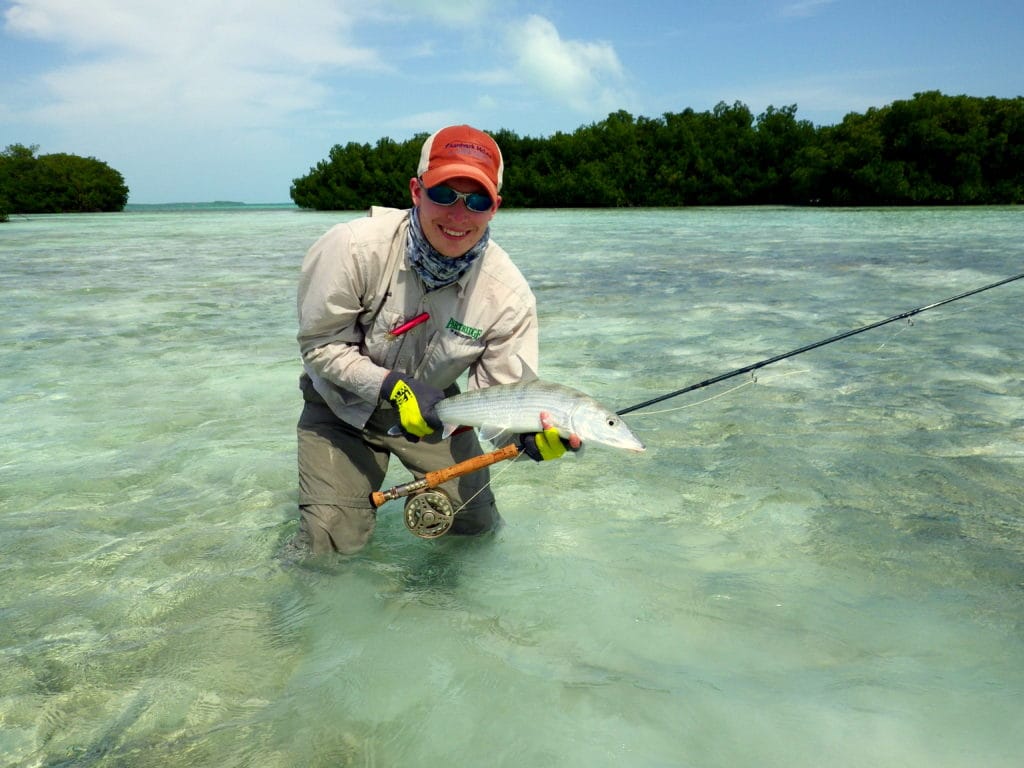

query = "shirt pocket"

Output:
[[415, 330, 485, 386], [363, 306, 405, 370]]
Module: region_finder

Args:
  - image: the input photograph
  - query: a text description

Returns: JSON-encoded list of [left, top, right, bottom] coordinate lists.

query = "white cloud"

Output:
[[505, 15, 627, 113], [4, 0, 381, 130]]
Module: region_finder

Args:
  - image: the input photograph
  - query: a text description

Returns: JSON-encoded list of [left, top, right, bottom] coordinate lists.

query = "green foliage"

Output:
[[290, 136, 421, 210], [291, 92, 1024, 209], [0, 144, 129, 215]]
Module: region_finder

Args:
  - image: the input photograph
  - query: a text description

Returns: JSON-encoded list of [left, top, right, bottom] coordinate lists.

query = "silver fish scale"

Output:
[[435, 380, 646, 452], [436, 380, 583, 435]]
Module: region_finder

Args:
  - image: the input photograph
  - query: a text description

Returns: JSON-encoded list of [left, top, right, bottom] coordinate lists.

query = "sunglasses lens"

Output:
[[465, 193, 492, 212], [426, 185, 458, 206]]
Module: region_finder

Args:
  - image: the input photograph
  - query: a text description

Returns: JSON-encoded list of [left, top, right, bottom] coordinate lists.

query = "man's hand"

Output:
[[381, 372, 444, 439], [518, 411, 582, 461]]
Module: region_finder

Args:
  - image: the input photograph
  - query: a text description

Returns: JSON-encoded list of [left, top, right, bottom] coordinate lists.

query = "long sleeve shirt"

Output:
[[297, 207, 539, 428]]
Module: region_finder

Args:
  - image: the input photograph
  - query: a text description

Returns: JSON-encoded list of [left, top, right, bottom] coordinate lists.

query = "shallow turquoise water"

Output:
[[1, 207, 1022, 767]]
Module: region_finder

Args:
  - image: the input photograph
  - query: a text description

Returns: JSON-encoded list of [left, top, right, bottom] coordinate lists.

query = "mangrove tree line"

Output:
[[0, 144, 129, 219], [290, 92, 1024, 209]]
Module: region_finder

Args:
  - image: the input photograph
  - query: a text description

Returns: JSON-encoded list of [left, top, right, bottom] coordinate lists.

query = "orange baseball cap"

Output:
[[417, 125, 504, 202]]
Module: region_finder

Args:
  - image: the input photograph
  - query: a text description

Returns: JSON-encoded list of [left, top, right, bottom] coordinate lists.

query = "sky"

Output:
[[1, 0, 1021, 204]]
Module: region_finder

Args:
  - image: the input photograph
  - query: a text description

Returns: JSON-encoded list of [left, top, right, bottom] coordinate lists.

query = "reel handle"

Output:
[[370, 443, 520, 508]]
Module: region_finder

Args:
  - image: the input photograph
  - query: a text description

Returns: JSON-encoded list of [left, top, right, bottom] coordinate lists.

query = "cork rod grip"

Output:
[[370, 443, 520, 508]]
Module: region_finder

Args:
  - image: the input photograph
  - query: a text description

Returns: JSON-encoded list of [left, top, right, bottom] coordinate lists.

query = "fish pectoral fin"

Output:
[[478, 425, 512, 444]]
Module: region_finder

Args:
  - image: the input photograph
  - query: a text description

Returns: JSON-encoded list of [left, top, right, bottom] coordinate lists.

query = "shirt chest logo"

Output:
[[445, 317, 483, 340]]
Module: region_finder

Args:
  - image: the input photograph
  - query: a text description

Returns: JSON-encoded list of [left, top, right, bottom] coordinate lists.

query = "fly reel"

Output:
[[404, 489, 455, 539]]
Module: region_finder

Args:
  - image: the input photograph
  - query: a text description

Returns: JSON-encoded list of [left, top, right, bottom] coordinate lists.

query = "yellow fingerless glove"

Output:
[[381, 372, 444, 438], [522, 426, 567, 461]]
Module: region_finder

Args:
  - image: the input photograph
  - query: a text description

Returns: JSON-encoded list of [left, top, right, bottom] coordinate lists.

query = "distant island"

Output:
[[291, 91, 1024, 209], [0, 144, 129, 220], [123, 202, 298, 212], [125, 201, 247, 210]]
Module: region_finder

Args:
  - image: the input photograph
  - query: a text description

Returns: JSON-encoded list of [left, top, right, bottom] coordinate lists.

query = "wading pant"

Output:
[[296, 375, 501, 554]]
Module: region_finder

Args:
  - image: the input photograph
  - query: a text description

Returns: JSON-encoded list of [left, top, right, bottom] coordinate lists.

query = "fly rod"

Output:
[[617, 271, 1024, 416], [371, 442, 520, 508]]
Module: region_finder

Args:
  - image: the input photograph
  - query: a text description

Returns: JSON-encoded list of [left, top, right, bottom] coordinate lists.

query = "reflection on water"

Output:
[[1, 207, 1022, 766]]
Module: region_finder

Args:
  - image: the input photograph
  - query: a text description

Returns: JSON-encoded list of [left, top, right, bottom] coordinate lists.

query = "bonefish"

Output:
[[434, 379, 645, 452]]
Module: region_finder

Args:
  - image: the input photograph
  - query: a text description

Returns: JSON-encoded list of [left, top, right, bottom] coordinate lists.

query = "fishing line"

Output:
[[617, 271, 1024, 417], [872, 319, 914, 353], [627, 368, 810, 417], [453, 454, 525, 515], [872, 288, 1008, 352]]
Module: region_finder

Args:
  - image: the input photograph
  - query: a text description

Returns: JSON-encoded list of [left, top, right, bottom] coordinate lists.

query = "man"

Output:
[[293, 124, 570, 555]]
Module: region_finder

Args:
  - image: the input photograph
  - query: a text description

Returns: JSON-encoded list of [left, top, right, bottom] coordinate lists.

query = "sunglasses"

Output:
[[419, 180, 494, 213]]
